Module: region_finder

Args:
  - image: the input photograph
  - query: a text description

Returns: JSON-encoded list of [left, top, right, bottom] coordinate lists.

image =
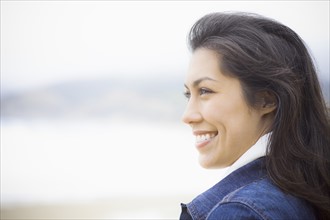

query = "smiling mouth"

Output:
[[195, 132, 218, 145]]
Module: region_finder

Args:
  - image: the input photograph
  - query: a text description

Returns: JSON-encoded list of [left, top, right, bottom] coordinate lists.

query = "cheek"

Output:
[[203, 97, 253, 134], [202, 98, 240, 122], [201, 102, 223, 122]]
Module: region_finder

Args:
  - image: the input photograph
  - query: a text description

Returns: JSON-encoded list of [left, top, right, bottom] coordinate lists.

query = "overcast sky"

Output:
[[1, 1, 329, 91]]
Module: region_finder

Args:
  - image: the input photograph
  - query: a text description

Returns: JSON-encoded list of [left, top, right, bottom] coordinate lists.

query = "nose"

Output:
[[181, 100, 202, 125]]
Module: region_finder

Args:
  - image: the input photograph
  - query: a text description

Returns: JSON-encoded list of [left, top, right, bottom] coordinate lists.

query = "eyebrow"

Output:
[[184, 77, 218, 88]]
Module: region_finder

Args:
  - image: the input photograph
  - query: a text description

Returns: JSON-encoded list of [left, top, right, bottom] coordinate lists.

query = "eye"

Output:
[[183, 91, 191, 99], [199, 88, 213, 96]]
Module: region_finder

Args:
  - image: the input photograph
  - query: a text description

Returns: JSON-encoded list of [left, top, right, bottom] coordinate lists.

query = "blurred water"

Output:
[[1, 119, 228, 218]]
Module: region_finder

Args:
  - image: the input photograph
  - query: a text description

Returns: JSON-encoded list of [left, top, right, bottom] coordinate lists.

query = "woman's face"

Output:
[[182, 48, 272, 168]]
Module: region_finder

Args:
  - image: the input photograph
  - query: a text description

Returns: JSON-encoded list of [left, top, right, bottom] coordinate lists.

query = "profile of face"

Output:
[[182, 48, 275, 169]]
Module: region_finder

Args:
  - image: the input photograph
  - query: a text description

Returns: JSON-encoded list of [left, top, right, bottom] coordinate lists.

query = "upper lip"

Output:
[[193, 130, 218, 136]]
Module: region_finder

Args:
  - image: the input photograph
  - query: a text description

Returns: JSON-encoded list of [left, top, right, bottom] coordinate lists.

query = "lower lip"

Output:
[[195, 136, 216, 150]]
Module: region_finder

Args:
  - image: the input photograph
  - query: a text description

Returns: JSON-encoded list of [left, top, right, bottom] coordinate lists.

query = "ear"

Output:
[[255, 91, 277, 115]]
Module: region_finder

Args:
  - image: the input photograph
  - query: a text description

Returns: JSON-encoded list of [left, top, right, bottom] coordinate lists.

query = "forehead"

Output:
[[188, 48, 220, 74], [185, 48, 244, 92], [185, 48, 224, 84]]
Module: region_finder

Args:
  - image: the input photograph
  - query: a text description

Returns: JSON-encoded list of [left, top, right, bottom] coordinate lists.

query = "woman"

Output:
[[180, 12, 330, 220]]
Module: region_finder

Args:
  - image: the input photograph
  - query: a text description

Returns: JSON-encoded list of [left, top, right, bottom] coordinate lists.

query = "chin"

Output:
[[199, 157, 229, 169], [199, 159, 218, 169]]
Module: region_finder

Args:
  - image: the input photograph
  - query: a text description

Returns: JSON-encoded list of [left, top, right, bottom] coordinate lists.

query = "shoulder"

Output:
[[207, 177, 316, 220]]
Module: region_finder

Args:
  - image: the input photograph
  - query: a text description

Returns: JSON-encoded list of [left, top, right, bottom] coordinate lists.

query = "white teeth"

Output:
[[196, 133, 216, 143]]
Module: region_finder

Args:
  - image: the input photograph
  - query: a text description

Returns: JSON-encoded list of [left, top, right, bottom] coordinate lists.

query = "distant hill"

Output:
[[1, 76, 187, 122]]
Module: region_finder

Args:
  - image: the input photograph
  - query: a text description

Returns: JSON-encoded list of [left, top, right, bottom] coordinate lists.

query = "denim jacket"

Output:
[[180, 158, 316, 220]]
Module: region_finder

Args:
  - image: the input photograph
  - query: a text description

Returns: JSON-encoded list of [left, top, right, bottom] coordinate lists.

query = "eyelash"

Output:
[[183, 88, 214, 99], [199, 88, 213, 96]]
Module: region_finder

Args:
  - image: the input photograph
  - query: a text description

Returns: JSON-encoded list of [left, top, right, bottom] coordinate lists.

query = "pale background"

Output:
[[1, 1, 329, 219]]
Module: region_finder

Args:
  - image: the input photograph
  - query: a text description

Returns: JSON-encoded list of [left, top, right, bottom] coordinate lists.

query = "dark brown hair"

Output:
[[188, 12, 330, 219]]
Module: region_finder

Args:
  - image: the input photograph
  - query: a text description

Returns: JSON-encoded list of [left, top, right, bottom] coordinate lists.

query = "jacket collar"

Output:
[[185, 157, 267, 220]]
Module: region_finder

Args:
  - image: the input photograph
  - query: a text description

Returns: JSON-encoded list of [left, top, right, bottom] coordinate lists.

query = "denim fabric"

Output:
[[180, 158, 316, 220]]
